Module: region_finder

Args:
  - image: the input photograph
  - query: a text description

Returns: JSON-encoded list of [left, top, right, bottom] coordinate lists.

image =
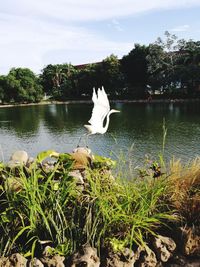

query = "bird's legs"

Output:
[[77, 134, 85, 147], [77, 133, 88, 147], [85, 133, 91, 147]]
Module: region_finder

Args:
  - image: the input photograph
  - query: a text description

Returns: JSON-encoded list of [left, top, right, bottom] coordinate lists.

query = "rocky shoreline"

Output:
[[0, 149, 200, 267]]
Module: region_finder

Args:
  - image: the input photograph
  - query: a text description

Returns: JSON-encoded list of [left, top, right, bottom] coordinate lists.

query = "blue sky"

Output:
[[1, 0, 200, 75]]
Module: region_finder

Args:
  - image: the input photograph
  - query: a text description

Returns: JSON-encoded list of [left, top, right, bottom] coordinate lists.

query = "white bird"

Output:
[[77, 87, 120, 147]]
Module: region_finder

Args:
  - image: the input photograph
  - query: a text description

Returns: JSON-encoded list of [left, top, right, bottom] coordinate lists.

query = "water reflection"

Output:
[[0, 106, 40, 136], [0, 102, 200, 164]]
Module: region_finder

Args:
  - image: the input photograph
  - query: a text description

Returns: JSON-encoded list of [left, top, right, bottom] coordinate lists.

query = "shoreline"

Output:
[[0, 98, 200, 108]]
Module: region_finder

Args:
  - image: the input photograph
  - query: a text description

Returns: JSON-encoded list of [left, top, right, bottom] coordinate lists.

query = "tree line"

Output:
[[0, 31, 200, 104]]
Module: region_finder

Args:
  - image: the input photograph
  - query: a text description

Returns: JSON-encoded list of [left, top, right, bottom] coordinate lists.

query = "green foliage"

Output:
[[0, 68, 43, 103], [1, 149, 199, 257], [93, 155, 116, 169], [40, 64, 77, 99], [1, 32, 200, 102], [0, 149, 176, 258], [0, 152, 77, 257], [100, 54, 125, 96], [75, 64, 97, 97], [121, 44, 149, 98], [84, 169, 172, 249], [36, 150, 59, 164], [146, 32, 200, 97]]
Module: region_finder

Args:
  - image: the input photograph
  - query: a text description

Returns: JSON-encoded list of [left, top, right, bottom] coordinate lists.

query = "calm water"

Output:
[[0, 102, 200, 166]]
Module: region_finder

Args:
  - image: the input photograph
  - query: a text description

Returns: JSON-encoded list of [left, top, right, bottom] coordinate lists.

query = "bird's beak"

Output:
[[112, 109, 120, 113]]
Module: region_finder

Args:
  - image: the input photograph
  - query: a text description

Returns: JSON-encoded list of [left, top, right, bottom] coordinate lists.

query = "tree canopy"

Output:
[[0, 32, 200, 103], [0, 68, 43, 103]]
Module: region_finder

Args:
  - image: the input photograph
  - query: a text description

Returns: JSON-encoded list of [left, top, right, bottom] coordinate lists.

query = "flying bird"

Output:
[[77, 87, 120, 146]]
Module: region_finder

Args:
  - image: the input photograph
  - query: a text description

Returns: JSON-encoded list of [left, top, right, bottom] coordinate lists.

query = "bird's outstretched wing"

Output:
[[88, 87, 110, 128]]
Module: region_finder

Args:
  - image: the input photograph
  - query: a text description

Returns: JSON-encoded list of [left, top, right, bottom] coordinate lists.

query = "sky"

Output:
[[1, 0, 200, 75]]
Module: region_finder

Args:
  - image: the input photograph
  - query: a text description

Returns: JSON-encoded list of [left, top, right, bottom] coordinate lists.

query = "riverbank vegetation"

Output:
[[0, 31, 200, 104], [0, 148, 199, 265]]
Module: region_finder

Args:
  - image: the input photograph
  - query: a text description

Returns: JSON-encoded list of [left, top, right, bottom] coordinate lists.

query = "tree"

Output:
[[147, 32, 200, 97], [177, 40, 200, 95], [76, 63, 100, 97], [100, 54, 125, 97], [121, 44, 149, 98], [146, 43, 167, 92], [146, 31, 180, 94], [0, 75, 6, 103], [41, 63, 77, 99], [3, 68, 43, 103], [40, 64, 65, 96], [74, 55, 125, 99]]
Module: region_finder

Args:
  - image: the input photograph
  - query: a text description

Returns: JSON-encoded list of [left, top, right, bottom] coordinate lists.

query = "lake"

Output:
[[0, 102, 200, 167]]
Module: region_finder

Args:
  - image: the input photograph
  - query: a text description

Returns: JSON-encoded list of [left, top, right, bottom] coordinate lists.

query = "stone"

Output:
[[8, 150, 29, 167], [28, 258, 44, 267], [69, 244, 100, 267], [40, 255, 65, 267], [153, 235, 176, 262], [167, 254, 200, 267], [10, 150, 29, 164], [137, 247, 157, 267], [41, 160, 56, 172], [0, 257, 7, 267], [40, 246, 65, 267], [181, 227, 200, 257], [3, 253, 27, 267], [73, 147, 92, 155], [69, 170, 84, 184], [7, 160, 20, 168], [105, 247, 141, 267], [70, 148, 93, 170]]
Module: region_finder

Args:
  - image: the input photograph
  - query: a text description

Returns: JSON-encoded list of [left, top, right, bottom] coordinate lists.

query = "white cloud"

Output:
[[2, 0, 200, 21], [110, 19, 123, 32], [0, 0, 200, 74], [170, 24, 190, 32], [0, 13, 132, 74]]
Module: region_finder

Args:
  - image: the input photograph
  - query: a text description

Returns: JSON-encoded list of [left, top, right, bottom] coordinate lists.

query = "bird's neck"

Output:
[[103, 110, 112, 133]]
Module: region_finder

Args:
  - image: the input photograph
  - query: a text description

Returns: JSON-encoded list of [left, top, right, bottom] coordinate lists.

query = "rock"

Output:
[[40, 246, 65, 267], [69, 244, 100, 267], [68, 170, 84, 185], [0, 256, 7, 267], [70, 148, 93, 170], [181, 227, 200, 257], [137, 247, 157, 267], [105, 247, 141, 267], [28, 258, 44, 267], [68, 169, 85, 191], [73, 147, 92, 155], [40, 255, 65, 267], [10, 150, 29, 164], [3, 253, 27, 267], [153, 235, 176, 262], [7, 160, 20, 168], [41, 160, 56, 172], [167, 254, 200, 267]]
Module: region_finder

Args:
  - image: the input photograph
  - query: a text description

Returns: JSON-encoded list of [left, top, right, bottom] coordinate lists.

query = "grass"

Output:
[[0, 149, 199, 259], [168, 157, 200, 225]]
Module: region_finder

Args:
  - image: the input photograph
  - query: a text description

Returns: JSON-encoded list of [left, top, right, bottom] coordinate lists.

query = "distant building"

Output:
[[74, 62, 102, 70]]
